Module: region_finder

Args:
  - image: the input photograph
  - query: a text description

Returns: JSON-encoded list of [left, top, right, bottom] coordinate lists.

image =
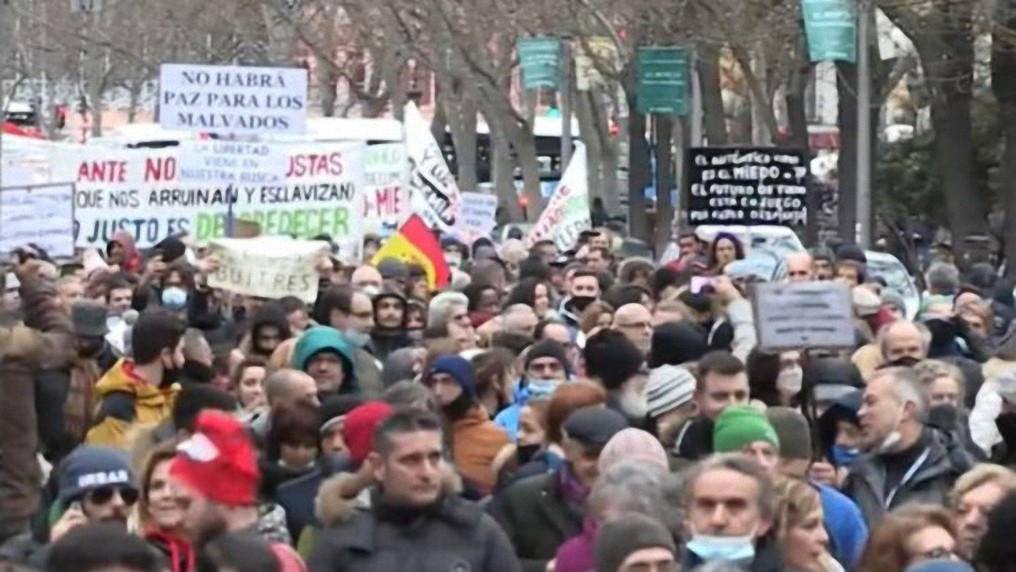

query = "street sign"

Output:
[[800, 0, 857, 63], [635, 47, 689, 116], [517, 38, 562, 90]]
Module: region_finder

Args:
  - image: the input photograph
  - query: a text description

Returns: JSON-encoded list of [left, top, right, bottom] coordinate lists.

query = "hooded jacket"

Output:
[[369, 291, 413, 362], [84, 359, 180, 448], [247, 304, 292, 358], [306, 470, 519, 572], [108, 230, 141, 276], [841, 427, 975, 524], [291, 326, 359, 396], [0, 271, 74, 539]]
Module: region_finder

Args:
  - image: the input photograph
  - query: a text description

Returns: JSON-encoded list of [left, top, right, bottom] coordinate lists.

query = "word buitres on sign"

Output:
[[686, 147, 809, 226]]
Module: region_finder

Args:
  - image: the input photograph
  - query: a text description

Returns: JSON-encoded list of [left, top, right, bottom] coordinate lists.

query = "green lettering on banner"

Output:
[[194, 207, 350, 241]]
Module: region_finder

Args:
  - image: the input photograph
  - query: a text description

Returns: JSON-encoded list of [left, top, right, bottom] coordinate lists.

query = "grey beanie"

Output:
[[595, 513, 676, 572]]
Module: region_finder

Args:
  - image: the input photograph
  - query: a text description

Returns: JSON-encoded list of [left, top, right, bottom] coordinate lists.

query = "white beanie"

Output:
[[646, 365, 695, 419]]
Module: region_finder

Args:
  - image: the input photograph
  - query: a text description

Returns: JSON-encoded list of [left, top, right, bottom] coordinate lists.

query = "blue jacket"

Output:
[[817, 484, 867, 570]]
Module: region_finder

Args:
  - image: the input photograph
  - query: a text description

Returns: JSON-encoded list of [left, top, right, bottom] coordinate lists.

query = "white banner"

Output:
[[404, 102, 461, 233], [53, 142, 366, 261], [159, 63, 308, 135], [362, 143, 410, 237], [459, 192, 499, 238], [0, 182, 76, 257], [206, 237, 329, 302], [526, 143, 590, 251], [178, 140, 289, 185]]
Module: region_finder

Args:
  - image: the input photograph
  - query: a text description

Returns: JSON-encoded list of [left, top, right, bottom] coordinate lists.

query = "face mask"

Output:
[[343, 329, 371, 349], [360, 285, 381, 298], [830, 444, 859, 468], [776, 367, 803, 394], [517, 443, 542, 465], [877, 404, 906, 452], [444, 252, 462, 269], [686, 528, 756, 563], [570, 296, 596, 313], [526, 379, 560, 399], [161, 287, 188, 310], [887, 355, 922, 368]]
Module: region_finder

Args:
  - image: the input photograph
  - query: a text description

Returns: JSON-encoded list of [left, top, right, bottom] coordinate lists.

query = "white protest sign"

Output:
[[207, 237, 329, 302], [459, 192, 499, 238], [0, 182, 76, 257], [404, 102, 461, 233], [159, 63, 308, 135], [526, 143, 590, 251], [362, 143, 410, 237], [752, 281, 856, 350], [177, 140, 289, 185], [53, 142, 366, 262]]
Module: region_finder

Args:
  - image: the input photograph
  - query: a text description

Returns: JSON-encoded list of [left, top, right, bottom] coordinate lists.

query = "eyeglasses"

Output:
[[618, 320, 652, 331], [86, 486, 139, 506], [917, 547, 957, 561]]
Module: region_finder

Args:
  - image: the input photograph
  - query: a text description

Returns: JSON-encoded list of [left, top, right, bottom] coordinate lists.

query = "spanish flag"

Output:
[[371, 215, 450, 289]]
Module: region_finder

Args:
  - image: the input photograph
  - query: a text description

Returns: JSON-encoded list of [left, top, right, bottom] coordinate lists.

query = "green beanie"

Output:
[[713, 406, 780, 453]]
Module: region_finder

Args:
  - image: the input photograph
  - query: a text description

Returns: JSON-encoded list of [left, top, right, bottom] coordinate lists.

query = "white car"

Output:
[[864, 251, 920, 320], [694, 225, 806, 256]]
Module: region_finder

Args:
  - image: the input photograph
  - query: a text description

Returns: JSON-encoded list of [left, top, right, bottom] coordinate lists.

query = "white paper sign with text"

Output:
[[177, 140, 289, 185], [362, 143, 410, 236], [159, 63, 308, 135], [752, 281, 855, 350], [0, 182, 76, 257], [206, 237, 329, 302], [459, 192, 499, 238]]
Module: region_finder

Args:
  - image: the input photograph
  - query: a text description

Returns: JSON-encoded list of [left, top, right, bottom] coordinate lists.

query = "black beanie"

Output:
[[525, 339, 571, 376]]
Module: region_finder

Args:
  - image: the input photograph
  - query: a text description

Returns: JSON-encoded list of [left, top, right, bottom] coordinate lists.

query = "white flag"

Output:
[[526, 144, 590, 251], [403, 102, 461, 233]]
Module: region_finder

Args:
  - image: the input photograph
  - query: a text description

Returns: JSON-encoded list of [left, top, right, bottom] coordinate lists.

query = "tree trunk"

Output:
[[316, 56, 339, 117], [697, 45, 728, 145], [576, 89, 605, 202], [448, 97, 478, 192], [654, 115, 675, 252], [491, 125, 521, 220], [785, 61, 815, 243], [628, 109, 651, 243]]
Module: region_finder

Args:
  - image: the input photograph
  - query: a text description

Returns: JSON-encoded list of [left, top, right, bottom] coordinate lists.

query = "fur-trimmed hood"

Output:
[[314, 467, 464, 527]]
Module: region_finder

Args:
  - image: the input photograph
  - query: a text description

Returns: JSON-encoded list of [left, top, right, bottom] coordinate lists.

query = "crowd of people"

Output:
[[0, 225, 1015, 572]]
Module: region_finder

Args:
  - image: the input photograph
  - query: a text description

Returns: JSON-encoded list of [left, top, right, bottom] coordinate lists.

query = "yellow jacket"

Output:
[[85, 359, 179, 448]]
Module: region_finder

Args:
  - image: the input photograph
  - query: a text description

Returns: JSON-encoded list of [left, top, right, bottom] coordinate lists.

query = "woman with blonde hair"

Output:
[[772, 477, 838, 572], [857, 504, 959, 572], [136, 441, 194, 572]]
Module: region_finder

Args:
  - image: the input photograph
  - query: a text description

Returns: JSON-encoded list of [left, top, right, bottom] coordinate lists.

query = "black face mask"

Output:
[[516, 443, 542, 465], [570, 296, 597, 313], [887, 355, 923, 368], [180, 360, 213, 384], [925, 318, 957, 344]]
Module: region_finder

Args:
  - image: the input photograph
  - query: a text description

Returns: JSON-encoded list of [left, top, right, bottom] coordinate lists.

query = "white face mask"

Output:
[[776, 367, 803, 394], [878, 404, 907, 453], [444, 252, 462, 269]]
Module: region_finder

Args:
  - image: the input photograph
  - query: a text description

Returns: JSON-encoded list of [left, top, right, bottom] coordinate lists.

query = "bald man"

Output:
[[502, 304, 539, 337], [613, 303, 653, 355], [880, 320, 929, 366], [251, 368, 320, 443], [351, 265, 383, 296], [785, 252, 815, 283]]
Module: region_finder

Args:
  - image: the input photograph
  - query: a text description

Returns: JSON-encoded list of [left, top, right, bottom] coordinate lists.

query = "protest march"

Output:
[[0, 50, 1015, 572]]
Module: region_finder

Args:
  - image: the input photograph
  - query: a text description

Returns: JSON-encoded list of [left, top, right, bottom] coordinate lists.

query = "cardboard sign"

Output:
[[404, 102, 461, 233], [159, 63, 308, 135], [687, 147, 809, 226], [752, 281, 855, 350], [0, 182, 76, 257], [177, 140, 289, 185], [206, 237, 329, 302], [54, 142, 366, 261], [527, 143, 591, 251]]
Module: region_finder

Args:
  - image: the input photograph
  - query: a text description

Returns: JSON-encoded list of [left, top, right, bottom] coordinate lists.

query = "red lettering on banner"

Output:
[[144, 157, 177, 182], [77, 160, 127, 183], [287, 152, 344, 178], [375, 187, 402, 216]]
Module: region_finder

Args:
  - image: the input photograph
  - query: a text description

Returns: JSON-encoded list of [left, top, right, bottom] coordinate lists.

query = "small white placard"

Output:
[[752, 281, 856, 351]]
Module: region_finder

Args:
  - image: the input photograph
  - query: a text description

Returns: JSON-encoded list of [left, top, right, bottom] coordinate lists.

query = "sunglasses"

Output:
[[86, 486, 139, 506]]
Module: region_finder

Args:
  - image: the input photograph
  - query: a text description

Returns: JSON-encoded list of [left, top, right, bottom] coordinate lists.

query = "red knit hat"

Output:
[[341, 401, 394, 464], [170, 410, 258, 506]]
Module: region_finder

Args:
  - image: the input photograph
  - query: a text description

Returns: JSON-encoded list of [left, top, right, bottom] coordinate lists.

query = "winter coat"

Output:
[[488, 472, 584, 572], [450, 406, 510, 492], [0, 272, 73, 539], [841, 428, 976, 524], [817, 485, 867, 571], [307, 474, 519, 572], [84, 359, 180, 448]]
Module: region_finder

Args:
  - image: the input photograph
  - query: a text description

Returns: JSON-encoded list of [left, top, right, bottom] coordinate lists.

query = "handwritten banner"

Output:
[[53, 142, 366, 261], [686, 147, 810, 226], [459, 192, 499, 238], [178, 140, 289, 185], [0, 182, 76, 257], [404, 102, 461, 233], [206, 237, 329, 302], [527, 143, 590, 251]]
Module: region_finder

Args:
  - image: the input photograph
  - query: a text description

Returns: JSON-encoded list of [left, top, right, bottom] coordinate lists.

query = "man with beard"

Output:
[[424, 355, 510, 493], [583, 329, 648, 427], [85, 309, 186, 448], [170, 410, 305, 568], [613, 303, 654, 357], [0, 446, 139, 567], [370, 289, 413, 361], [558, 269, 601, 331]]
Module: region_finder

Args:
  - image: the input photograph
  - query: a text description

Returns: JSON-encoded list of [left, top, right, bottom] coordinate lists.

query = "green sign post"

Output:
[[517, 37, 562, 90], [635, 47, 689, 116], [800, 0, 857, 63]]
